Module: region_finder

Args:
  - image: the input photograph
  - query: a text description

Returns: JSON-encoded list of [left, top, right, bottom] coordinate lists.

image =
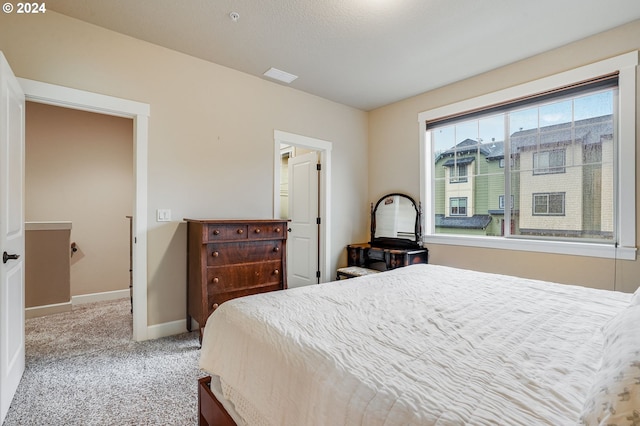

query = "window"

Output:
[[450, 197, 467, 216], [533, 193, 565, 215], [533, 149, 565, 175], [449, 163, 468, 183], [499, 195, 514, 210], [419, 52, 637, 260], [430, 88, 614, 240]]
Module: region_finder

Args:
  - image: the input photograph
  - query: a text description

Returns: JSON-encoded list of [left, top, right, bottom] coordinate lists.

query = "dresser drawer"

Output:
[[207, 283, 283, 315], [206, 241, 282, 266], [248, 223, 286, 239], [207, 261, 283, 292], [206, 224, 249, 241]]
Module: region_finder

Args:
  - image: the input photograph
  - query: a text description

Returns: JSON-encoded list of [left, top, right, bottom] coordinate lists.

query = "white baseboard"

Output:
[[72, 289, 130, 306], [28, 288, 193, 341], [190, 318, 200, 331], [25, 290, 128, 318], [25, 301, 72, 319], [146, 319, 190, 340]]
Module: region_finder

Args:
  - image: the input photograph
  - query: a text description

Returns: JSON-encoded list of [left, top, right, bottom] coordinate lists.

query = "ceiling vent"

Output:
[[263, 67, 298, 84]]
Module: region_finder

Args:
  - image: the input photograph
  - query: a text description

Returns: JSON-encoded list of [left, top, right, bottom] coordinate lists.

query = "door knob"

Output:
[[3, 251, 19, 264]]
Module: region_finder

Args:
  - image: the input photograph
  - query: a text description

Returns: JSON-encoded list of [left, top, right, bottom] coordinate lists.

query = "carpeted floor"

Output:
[[4, 299, 207, 425]]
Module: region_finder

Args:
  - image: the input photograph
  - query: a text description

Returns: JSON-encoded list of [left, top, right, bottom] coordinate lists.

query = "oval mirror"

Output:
[[371, 193, 421, 248]]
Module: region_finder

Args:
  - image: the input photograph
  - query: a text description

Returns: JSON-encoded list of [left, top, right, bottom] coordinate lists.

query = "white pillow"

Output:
[[580, 304, 640, 425]]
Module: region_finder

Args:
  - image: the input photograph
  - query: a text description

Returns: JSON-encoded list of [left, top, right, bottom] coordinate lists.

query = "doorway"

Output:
[[25, 102, 133, 315], [273, 130, 332, 285], [19, 78, 149, 341]]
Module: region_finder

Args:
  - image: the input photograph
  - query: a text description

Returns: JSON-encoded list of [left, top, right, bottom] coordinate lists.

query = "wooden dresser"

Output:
[[338, 193, 428, 279], [185, 219, 288, 339], [346, 243, 428, 270]]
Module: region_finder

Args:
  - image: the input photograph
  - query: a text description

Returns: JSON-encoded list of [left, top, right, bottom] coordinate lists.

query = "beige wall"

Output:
[[0, 11, 370, 326], [25, 102, 133, 299], [25, 227, 71, 308], [369, 19, 640, 293]]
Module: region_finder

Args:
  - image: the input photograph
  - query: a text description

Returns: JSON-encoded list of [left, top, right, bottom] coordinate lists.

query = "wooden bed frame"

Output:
[[198, 376, 237, 426]]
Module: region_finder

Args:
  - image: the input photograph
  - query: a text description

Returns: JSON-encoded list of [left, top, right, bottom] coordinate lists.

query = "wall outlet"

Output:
[[156, 209, 172, 222]]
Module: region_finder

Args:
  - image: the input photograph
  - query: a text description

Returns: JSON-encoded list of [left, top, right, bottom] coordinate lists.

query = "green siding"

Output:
[[434, 153, 515, 236]]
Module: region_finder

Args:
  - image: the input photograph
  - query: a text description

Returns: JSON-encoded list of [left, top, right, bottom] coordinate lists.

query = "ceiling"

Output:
[[48, 0, 640, 111]]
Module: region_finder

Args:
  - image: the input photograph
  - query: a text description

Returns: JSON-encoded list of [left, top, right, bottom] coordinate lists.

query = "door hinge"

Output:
[[316, 270, 321, 278], [316, 163, 321, 171], [316, 217, 321, 225]]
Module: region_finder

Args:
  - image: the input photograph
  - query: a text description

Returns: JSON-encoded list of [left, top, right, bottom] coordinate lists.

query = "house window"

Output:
[[533, 149, 566, 175], [450, 197, 467, 216], [449, 163, 468, 183], [499, 195, 514, 210], [533, 193, 565, 215], [419, 52, 638, 260]]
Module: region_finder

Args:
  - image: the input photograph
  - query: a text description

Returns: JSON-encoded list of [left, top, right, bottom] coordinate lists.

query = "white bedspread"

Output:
[[199, 264, 632, 426]]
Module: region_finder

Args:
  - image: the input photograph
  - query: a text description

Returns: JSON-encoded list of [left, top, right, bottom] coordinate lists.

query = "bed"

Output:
[[198, 263, 640, 425]]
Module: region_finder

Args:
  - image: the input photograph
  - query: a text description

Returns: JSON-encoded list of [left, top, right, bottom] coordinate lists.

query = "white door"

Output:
[[287, 151, 318, 288], [0, 52, 25, 424]]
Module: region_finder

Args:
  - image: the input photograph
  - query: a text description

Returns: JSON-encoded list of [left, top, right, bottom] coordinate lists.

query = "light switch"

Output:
[[156, 209, 172, 222]]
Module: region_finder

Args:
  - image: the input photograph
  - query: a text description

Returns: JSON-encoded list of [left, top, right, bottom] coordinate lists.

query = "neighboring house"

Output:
[[433, 114, 613, 239], [434, 138, 510, 236]]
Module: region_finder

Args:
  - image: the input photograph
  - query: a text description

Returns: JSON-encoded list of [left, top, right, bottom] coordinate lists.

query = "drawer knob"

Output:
[[273, 246, 279, 252], [273, 269, 279, 275], [212, 229, 220, 235], [275, 228, 281, 233], [212, 251, 219, 257], [212, 303, 219, 310], [213, 277, 219, 283], [254, 228, 261, 234], [237, 229, 244, 234]]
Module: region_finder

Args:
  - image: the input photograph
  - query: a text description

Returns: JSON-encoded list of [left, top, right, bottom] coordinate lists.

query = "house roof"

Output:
[[442, 157, 475, 167], [435, 114, 612, 163], [436, 139, 504, 163], [435, 214, 492, 229], [510, 114, 613, 151]]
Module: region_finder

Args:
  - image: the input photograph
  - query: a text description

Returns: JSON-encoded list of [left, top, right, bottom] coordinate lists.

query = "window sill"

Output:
[[423, 234, 636, 260]]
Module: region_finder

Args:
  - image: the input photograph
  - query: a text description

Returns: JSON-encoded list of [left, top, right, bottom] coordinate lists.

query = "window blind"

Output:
[[426, 72, 619, 130]]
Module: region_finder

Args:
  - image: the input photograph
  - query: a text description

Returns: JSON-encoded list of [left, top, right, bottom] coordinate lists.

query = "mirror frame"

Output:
[[370, 193, 422, 248]]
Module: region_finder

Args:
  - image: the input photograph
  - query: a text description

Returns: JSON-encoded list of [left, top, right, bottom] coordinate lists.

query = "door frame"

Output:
[[273, 130, 332, 283], [18, 78, 150, 341]]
